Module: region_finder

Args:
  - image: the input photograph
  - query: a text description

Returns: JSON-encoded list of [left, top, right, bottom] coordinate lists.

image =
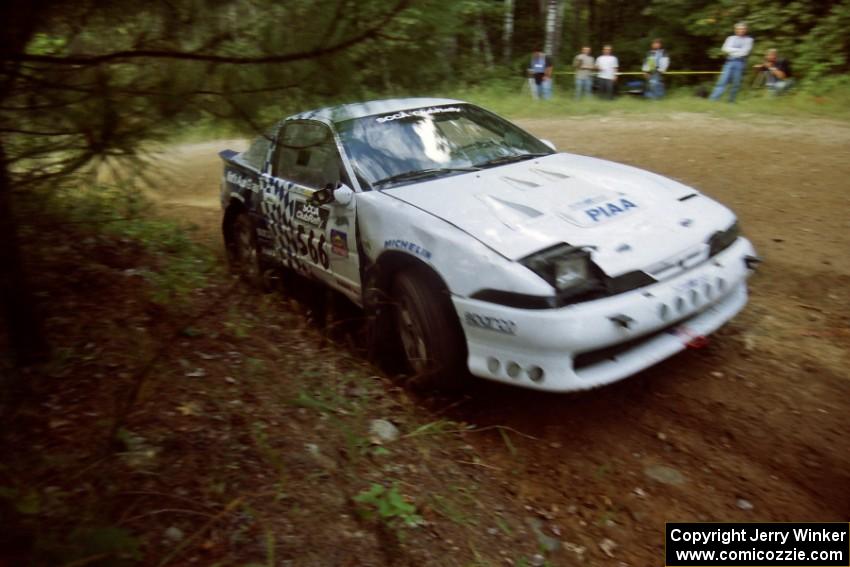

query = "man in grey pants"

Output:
[[573, 46, 594, 100]]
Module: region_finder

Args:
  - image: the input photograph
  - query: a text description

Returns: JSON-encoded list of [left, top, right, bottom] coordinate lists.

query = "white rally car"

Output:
[[219, 98, 759, 391]]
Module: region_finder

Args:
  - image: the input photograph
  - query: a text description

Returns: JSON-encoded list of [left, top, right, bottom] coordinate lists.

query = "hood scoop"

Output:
[[531, 167, 571, 181], [500, 176, 542, 190], [477, 194, 543, 229], [488, 196, 543, 218]]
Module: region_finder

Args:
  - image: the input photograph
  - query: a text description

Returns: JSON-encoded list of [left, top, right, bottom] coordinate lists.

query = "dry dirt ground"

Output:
[[4, 112, 848, 567], [155, 112, 850, 559]]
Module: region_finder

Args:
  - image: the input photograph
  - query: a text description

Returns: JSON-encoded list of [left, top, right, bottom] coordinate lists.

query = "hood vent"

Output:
[[501, 176, 542, 190], [488, 196, 543, 218], [476, 194, 544, 228], [531, 167, 571, 181]]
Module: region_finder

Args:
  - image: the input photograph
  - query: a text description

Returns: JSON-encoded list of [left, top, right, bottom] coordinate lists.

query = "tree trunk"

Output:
[[588, 0, 597, 46], [0, 143, 47, 368], [543, 0, 559, 59], [0, 0, 50, 370], [477, 13, 495, 69], [572, 0, 582, 53], [553, 0, 566, 60], [502, 0, 514, 65]]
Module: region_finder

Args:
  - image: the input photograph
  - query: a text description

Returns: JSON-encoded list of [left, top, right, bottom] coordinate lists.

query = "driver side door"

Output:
[[266, 120, 360, 299]]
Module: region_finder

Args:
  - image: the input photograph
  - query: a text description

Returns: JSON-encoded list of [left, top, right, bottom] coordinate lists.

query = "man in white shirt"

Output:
[[595, 45, 618, 100], [709, 22, 754, 102]]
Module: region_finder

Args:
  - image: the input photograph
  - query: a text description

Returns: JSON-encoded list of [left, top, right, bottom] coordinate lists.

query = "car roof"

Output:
[[288, 97, 465, 123]]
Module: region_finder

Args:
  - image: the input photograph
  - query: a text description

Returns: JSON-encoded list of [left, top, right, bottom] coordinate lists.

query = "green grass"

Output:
[[162, 80, 850, 146], [447, 81, 850, 122], [46, 183, 218, 306]]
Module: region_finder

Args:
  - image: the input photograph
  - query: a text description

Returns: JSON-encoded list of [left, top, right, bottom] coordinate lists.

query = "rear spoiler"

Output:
[[219, 149, 239, 161]]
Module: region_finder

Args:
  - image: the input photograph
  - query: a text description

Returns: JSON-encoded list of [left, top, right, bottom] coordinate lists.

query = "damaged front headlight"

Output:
[[521, 244, 602, 300], [708, 221, 740, 257]]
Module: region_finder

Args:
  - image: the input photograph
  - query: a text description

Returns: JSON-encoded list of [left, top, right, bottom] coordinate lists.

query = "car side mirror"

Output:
[[333, 184, 354, 208], [540, 138, 557, 151], [309, 186, 334, 206]]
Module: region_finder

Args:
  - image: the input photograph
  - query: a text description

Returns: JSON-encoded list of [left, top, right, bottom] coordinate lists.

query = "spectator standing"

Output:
[[642, 39, 670, 99], [528, 49, 554, 100], [573, 46, 595, 100], [709, 22, 754, 102], [595, 45, 618, 100], [755, 48, 793, 95]]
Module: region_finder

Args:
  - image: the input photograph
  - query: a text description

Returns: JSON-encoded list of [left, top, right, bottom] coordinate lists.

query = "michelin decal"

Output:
[[384, 239, 432, 260]]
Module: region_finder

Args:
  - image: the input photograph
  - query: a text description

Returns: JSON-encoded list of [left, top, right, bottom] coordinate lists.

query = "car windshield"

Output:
[[335, 104, 553, 189]]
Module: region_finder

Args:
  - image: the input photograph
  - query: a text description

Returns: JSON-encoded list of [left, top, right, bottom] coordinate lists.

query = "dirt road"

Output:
[[156, 113, 850, 564]]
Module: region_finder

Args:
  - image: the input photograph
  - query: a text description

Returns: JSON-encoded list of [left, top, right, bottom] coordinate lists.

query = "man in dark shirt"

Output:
[[755, 48, 793, 95], [528, 49, 554, 100]]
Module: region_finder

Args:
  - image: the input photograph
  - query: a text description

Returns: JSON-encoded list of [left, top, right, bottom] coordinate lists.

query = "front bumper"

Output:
[[453, 238, 757, 392]]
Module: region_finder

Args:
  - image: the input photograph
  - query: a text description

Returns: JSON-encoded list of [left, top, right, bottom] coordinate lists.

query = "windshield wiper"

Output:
[[372, 167, 480, 188], [475, 152, 551, 168]]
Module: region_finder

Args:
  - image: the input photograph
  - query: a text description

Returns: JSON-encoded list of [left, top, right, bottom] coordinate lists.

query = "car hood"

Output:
[[384, 153, 736, 277]]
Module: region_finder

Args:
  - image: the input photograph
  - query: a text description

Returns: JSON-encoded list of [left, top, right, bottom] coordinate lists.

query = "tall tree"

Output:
[[543, 0, 561, 58], [1, 0, 426, 367], [503, 0, 515, 64]]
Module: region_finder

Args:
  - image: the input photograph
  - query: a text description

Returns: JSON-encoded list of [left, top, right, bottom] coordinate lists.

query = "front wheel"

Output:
[[391, 269, 466, 389], [229, 213, 264, 289]]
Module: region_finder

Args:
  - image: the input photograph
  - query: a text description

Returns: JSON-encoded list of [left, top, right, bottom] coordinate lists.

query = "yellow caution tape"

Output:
[[554, 70, 721, 76]]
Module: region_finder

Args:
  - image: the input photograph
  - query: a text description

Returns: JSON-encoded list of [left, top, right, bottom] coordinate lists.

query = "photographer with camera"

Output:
[[755, 48, 793, 95]]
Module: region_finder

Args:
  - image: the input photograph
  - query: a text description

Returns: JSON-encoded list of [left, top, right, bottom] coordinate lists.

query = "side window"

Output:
[[240, 133, 272, 171], [273, 122, 343, 189]]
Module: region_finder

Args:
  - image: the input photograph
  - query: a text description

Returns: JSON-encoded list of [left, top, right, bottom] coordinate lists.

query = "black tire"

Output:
[[391, 268, 466, 389], [229, 213, 264, 289]]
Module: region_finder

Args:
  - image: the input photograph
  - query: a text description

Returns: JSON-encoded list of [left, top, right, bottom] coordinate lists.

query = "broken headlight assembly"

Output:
[[520, 244, 603, 301], [708, 221, 740, 257], [470, 245, 656, 309]]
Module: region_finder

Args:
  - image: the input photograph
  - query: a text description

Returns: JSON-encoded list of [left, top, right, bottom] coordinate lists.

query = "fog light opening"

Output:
[[487, 357, 500, 374], [527, 366, 544, 383], [506, 362, 521, 379]]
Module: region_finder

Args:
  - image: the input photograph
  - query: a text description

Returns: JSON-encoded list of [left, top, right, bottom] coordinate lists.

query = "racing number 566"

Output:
[[296, 225, 329, 269]]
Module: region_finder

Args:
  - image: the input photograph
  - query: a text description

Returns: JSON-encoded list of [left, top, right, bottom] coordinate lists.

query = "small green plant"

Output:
[[244, 357, 267, 379], [404, 418, 463, 438], [429, 493, 471, 526], [353, 483, 423, 530], [224, 306, 254, 338]]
